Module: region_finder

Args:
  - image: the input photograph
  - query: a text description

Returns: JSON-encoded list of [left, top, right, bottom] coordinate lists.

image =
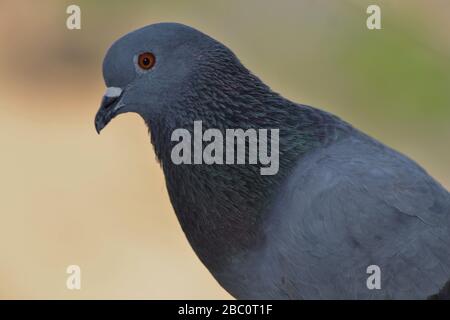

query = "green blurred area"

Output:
[[0, 0, 448, 299]]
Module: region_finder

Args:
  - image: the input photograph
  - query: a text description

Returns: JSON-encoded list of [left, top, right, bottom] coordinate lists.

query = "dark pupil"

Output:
[[142, 57, 150, 65]]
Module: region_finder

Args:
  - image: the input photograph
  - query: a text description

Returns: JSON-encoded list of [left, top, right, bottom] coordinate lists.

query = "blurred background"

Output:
[[0, 0, 448, 299]]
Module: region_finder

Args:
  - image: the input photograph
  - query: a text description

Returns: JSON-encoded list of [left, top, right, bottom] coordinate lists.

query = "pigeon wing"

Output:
[[266, 133, 450, 299]]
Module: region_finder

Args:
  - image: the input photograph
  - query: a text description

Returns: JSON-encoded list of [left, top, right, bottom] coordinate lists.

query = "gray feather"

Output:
[[96, 22, 450, 299]]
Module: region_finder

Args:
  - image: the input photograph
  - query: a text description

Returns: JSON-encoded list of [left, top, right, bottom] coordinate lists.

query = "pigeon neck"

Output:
[[146, 49, 346, 272]]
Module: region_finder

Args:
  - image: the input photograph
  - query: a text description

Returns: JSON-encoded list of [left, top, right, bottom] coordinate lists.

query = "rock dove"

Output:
[[94, 23, 450, 299]]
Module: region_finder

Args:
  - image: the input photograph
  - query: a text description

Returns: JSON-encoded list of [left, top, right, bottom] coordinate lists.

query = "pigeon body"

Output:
[[95, 23, 450, 299]]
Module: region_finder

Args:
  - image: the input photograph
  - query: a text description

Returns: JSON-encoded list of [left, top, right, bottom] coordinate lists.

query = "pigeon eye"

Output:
[[137, 52, 155, 70]]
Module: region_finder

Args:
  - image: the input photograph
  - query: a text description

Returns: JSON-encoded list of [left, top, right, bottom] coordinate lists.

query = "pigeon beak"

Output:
[[95, 87, 123, 134]]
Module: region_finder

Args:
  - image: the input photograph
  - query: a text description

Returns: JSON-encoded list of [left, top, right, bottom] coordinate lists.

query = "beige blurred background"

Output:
[[0, 0, 448, 299]]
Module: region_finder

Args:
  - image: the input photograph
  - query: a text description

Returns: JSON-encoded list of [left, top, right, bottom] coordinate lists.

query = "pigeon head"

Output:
[[95, 22, 219, 133]]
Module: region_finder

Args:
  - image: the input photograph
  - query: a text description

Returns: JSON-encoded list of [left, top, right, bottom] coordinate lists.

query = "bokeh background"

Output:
[[0, 0, 448, 299]]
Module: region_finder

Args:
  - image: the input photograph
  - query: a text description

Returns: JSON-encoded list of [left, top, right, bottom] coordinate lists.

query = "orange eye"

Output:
[[137, 52, 155, 70]]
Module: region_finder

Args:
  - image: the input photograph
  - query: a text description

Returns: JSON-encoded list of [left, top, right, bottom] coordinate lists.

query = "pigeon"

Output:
[[94, 22, 450, 299]]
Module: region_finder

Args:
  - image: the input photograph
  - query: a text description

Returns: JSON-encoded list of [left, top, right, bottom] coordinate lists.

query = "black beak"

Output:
[[95, 89, 123, 134]]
